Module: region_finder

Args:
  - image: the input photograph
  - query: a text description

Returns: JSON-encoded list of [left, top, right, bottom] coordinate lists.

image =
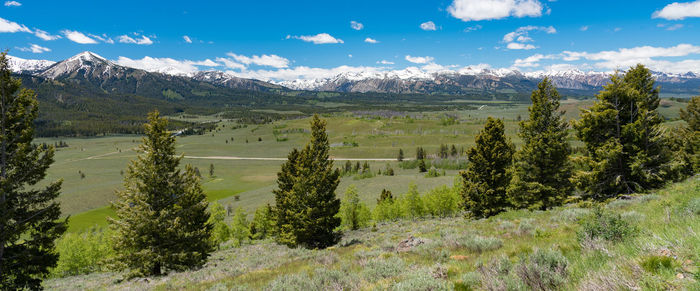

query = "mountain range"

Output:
[[9, 51, 700, 96]]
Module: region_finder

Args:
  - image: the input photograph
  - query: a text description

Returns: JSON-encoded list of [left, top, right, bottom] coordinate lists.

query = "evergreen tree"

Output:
[[209, 163, 215, 177], [573, 65, 672, 200], [460, 117, 514, 218], [344, 160, 352, 174], [109, 111, 213, 277], [416, 147, 425, 160], [362, 161, 370, 173], [0, 52, 67, 290], [676, 96, 700, 175], [450, 144, 458, 157], [378, 189, 394, 203], [507, 78, 573, 210], [273, 115, 341, 248], [353, 161, 361, 173], [418, 159, 427, 173], [398, 149, 404, 162]]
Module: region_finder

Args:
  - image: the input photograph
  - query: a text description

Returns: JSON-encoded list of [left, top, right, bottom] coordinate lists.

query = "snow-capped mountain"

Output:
[[8, 52, 700, 96], [7, 55, 55, 75]]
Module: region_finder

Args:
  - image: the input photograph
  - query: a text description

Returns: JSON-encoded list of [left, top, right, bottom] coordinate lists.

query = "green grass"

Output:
[[45, 177, 700, 290], [39, 99, 686, 233]]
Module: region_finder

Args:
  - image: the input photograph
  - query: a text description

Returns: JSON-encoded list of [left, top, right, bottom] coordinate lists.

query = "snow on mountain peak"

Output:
[[7, 55, 56, 74]]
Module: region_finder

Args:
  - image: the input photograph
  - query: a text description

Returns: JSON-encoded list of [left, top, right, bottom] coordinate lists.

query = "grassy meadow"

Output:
[[36, 98, 688, 233]]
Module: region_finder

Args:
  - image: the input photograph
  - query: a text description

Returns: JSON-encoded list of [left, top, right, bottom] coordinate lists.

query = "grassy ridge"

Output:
[[46, 177, 700, 290]]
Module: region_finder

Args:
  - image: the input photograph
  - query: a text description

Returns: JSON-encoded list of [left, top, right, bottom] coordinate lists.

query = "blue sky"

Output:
[[2, 0, 700, 81]]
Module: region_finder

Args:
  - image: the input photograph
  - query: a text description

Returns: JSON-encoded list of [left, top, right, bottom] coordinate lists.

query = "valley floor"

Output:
[[45, 176, 700, 290]]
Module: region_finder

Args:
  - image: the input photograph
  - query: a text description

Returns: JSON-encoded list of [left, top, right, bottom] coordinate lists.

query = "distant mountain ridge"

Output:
[[8, 51, 700, 96]]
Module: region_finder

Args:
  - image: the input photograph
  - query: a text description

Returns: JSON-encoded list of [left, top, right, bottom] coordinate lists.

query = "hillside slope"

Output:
[[45, 177, 699, 290]]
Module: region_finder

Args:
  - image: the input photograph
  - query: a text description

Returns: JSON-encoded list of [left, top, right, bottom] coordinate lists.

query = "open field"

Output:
[[35, 98, 688, 232]]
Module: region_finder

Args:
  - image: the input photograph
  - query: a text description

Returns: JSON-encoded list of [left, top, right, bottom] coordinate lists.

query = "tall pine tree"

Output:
[[0, 52, 67, 290], [573, 65, 672, 200], [676, 96, 700, 175], [109, 111, 213, 277], [274, 115, 341, 248], [460, 117, 514, 218], [507, 78, 573, 210]]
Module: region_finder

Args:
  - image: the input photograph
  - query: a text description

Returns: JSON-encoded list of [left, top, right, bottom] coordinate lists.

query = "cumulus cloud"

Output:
[[512, 53, 554, 67], [215, 57, 246, 70], [61, 30, 98, 44], [226, 52, 290, 68], [287, 33, 343, 44], [448, 0, 544, 21], [377, 60, 394, 65], [507, 42, 537, 50], [350, 21, 364, 30], [16, 43, 50, 53], [183, 35, 192, 43], [420, 21, 437, 31], [33, 29, 61, 40], [115, 56, 220, 75], [653, 1, 700, 20], [118, 34, 153, 45], [405, 55, 434, 64], [89, 34, 114, 44], [364, 37, 379, 43], [4, 1, 20, 6], [0, 17, 30, 33]]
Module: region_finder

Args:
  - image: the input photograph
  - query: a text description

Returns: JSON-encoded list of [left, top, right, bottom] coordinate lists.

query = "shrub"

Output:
[[640, 255, 676, 274], [208, 202, 231, 246], [448, 234, 503, 253], [517, 219, 535, 235], [402, 184, 425, 219], [374, 198, 404, 221], [362, 256, 405, 281], [391, 266, 453, 291], [423, 185, 460, 218], [230, 208, 250, 247], [577, 207, 638, 243], [52, 229, 113, 277], [687, 198, 700, 215], [339, 185, 372, 230], [516, 249, 569, 291], [553, 208, 591, 223], [424, 166, 442, 178], [267, 268, 360, 290]]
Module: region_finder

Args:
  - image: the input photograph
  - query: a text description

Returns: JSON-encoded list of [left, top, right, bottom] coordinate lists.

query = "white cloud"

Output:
[[115, 56, 220, 75], [350, 21, 364, 30], [658, 23, 684, 31], [507, 42, 537, 50], [287, 33, 343, 44], [118, 34, 153, 45], [503, 25, 554, 50], [448, 0, 544, 21], [226, 52, 290, 68], [61, 30, 97, 44], [580, 25, 589, 31], [463, 25, 482, 32], [33, 29, 61, 40], [377, 60, 394, 65], [16, 43, 50, 53], [405, 55, 434, 64], [0, 17, 30, 33], [89, 34, 114, 44], [364, 37, 379, 43], [4, 1, 20, 6], [215, 57, 246, 70], [420, 21, 437, 31], [183, 35, 192, 43], [512, 53, 554, 67], [653, 1, 700, 20]]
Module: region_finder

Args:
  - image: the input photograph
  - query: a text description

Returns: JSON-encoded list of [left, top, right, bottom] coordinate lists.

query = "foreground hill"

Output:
[[45, 177, 699, 290]]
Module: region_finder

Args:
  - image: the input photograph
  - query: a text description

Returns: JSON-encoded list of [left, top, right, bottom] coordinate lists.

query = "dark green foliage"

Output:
[[460, 117, 515, 218], [0, 52, 67, 290], [209, 163, 215, 177], [362, 161, 370, 173], [249, 204, 276, 240], [450, 144, 458, 157], [397, 149, 404, 162], [508, 78, 573, 210], [438, 144, 449, 159], [384, 163, 395, 176], [573, 65, 672, 200], [674, 96, 700, 175], [418, 159, 427, 173], [378, 189, 394, 203], [416, 147, 426, 160], [274, 115, 341, 249], [109, 111, 213, 277], [577, 206, 637, 243]]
